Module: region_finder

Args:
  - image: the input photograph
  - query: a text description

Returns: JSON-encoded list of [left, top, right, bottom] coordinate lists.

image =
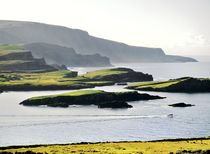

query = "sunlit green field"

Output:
[[0, 69, 116, 90], [0, 138, 209, 154], [128, 79, 183, 89], [129, 78, 189, 89], [83, 68, 127, 79], [29, 90, 104, 100], [0, 70, 77, 86]]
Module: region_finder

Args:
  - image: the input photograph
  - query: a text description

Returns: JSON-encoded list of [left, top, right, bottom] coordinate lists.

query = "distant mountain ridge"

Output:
[[0, 20, 197, 63]]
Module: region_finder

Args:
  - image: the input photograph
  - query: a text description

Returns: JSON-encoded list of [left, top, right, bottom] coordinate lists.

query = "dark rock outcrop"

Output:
[[116, 82, 128, 85], [169, 103, 195, 107]]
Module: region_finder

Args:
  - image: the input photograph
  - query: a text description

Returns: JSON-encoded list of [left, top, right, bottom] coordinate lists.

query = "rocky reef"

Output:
[[20, 90, 164, 108]]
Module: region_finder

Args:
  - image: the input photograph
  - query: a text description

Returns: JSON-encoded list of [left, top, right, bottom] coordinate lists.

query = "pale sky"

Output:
[[0, 0, 210, 56]]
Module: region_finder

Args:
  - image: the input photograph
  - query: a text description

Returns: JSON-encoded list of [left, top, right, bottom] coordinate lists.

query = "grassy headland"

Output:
[[127, 77, 210, 93], [0, 138, 210, 154]]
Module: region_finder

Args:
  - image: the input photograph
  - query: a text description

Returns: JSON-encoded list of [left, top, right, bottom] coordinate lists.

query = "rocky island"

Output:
[[127, 77, 210, 93], [20, 90, 165, 108], [169, 102, 195, 107]]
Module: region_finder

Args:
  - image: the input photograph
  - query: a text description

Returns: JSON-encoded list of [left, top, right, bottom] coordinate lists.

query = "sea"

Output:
[[0, 62, 210, 146]]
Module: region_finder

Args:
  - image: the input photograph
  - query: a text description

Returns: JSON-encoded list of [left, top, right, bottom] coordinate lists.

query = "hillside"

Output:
[[0, 20, 197, 63], [0, 44, 59, 72], [24, 43, 111, 67]]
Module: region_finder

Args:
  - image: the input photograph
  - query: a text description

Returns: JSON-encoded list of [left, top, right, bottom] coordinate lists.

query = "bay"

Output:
[[0, 62, 210, 146]]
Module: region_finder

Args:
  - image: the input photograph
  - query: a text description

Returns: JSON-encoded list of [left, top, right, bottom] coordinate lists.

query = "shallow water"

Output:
[[0, 62, 210, 146]]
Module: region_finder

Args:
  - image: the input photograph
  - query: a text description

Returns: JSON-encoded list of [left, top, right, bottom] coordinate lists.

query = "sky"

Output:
[[0, 0, 210, 56]]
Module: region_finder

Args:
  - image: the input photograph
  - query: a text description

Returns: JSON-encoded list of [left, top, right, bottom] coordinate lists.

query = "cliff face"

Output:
[[0, 20, 197, 63], [24, 43, 112, 67], [0, 47, 58, 72]]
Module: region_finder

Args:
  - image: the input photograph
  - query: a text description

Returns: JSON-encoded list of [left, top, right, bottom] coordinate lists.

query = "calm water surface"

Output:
[[0, 62, 210, 146]]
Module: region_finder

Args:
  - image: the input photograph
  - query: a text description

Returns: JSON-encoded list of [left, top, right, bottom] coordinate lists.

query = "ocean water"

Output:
[[0, 62, 210, 146]]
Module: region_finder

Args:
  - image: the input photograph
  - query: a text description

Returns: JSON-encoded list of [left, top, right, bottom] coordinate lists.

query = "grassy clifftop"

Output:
[[127, 77, 210, 93], [0, 44, 58, 72], [0, 138, 210, 154]]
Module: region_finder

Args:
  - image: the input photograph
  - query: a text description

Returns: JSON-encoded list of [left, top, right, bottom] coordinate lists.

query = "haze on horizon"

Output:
[[0, 0, 210, 56]]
